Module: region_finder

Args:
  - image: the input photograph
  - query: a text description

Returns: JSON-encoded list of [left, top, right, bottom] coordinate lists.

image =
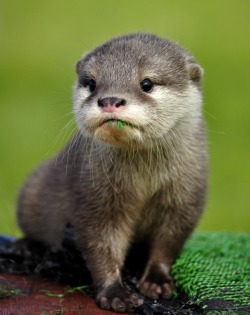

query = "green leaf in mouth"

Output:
[[107, 119, 133, 129], [117, 120, 124, 129]]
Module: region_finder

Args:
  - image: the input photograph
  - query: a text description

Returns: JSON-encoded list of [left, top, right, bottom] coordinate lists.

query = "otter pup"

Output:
[[17, 33, 208, 313]]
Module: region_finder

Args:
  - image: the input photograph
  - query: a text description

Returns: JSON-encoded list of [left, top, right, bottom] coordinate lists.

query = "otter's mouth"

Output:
[[99, 119, 135, 129]]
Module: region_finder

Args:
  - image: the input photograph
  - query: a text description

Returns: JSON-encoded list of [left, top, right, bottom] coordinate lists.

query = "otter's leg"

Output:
[[137, 240, 177, 299], [75, 222, 142, 313], [137, 206, 202, 299]]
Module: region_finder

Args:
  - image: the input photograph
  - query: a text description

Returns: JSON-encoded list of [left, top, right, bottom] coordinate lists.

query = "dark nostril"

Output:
[[98, 97, 126, 108], [117, 98, 126, 107]]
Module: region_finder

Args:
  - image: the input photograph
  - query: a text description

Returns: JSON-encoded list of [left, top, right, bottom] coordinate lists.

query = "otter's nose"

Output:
[[98, 97, 126, 113]]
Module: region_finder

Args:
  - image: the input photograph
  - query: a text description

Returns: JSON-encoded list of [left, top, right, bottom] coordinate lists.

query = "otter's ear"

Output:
[[75, 60, 83, 75], [188, 63, 204, 82]]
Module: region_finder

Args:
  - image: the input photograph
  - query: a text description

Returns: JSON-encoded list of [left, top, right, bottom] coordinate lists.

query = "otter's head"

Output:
[[73, 33, 203, 149]]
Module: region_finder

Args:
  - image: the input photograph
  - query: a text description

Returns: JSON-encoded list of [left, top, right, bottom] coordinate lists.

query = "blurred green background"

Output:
[[0, 0, 249, 236]]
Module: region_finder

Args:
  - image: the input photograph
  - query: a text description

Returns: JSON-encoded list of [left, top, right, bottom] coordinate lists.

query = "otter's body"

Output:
[[17, 33, 208, 313]]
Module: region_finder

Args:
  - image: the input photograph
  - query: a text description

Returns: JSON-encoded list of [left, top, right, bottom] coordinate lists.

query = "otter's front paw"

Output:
[[96, 281, 143, 313], [137, 262, 175, 300]]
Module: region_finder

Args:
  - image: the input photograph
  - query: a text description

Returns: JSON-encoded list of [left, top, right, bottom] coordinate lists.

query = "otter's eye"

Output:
[[88, 79, 96, 93], [140, 78, 154, 93]]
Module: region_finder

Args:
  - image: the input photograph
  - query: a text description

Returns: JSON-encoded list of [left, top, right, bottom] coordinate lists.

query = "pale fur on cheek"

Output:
[[73, 86, 90, 111], [152, 85, 202, 124]]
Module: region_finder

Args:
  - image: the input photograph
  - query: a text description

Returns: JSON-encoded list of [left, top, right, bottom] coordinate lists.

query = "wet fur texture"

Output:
[[17, 33, 208, 313]]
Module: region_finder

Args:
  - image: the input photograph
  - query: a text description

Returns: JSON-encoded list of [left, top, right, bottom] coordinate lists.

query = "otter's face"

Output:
[[73, 34, 203, 149]]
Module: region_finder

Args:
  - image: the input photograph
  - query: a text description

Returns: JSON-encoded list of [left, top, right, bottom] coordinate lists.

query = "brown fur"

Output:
[[17, 33, 208, 313]]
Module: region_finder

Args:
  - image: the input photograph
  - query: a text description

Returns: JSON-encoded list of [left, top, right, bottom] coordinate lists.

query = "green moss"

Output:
[[43, 285, 90, 298], [0, 287, 21, 298]]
